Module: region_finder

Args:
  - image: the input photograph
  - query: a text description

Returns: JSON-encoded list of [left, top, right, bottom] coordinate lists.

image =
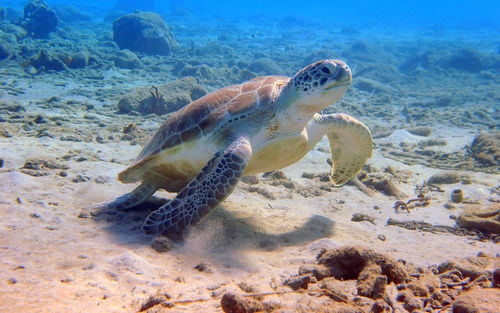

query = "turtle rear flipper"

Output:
[[88, 182, 157, 211], [142, 136, 252, 235]]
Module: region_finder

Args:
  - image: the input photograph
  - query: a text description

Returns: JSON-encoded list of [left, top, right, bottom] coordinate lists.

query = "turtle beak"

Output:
[[323, 60, 352, 90]]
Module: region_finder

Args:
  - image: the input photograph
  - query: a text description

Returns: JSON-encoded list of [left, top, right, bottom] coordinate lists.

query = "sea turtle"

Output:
[[96, 60, 372, 235]]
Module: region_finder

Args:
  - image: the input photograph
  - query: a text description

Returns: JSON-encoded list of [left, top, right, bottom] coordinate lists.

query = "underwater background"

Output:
[[0, 0, 499, 312], [3, 0, 500, 26]]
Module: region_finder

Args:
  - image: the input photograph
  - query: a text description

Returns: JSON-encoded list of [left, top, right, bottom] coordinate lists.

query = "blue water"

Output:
[[3, 0, 500, 28]]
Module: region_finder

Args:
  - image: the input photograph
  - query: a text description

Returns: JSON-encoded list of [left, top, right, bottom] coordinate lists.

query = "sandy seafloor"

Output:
[[0, 7, 499, 313]]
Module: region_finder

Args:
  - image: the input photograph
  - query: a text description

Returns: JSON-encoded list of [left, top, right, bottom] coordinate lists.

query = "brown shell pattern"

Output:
[[134, 75, 289, 163]]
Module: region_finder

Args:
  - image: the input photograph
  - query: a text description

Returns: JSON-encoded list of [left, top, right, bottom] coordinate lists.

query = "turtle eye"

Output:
[[321, 63, 338, 75]]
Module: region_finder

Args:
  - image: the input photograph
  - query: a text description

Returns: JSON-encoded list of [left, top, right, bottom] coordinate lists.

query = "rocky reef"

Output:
[[112, 11, 178, 55], [20, 0, 58, 38], [117, 77, 207, 115]]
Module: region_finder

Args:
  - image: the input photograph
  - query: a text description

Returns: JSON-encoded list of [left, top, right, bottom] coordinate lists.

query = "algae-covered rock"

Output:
[[21, 0, 58, 38], [360, 174, 406, 198], [353, 77, 393, 94], [111, 49, 142, 69], [29, 50, 68, 71], [470, 132, 500, 166], [452, 288, 500, 313], [112, 11, 177, 55], [457, 206, 500, 235], [221, 292, 267, 313], [427, 171, 461, 185], [318, 246, 410, 284], [60, 50, 90, 69], [399, 52, 434, 74], [441, 48, 500, 73], [196, 41, 234, 57], [117, 77, 207, 115], [179, 64, 217, 81], [248, 58, 284, 75], [0, 23, 27, 40], [0, 31, 15, 60]]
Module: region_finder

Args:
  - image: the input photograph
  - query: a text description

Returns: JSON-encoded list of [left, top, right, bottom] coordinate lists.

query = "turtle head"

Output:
[[287, 60, 352, 112]]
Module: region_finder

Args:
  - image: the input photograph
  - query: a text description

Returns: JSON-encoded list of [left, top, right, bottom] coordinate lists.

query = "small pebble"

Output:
[[378, 234, 386, 241], [461, 177, 472, 184], [140, 296, 166, 312], [78, 212, 91, 218], [211, 288, 226, 298], [72, 174, 90, 183], [301, 172, 315, 179], [283, 275, 310, 290], [96, 135, 106, 143], [7, 278, 17, 284], [151, 236, 174, 253], [237, 282, 256, 293], [59, 171, 68, 177], [194, 262, 213, 273], [94, 176, 110, 184], [443, 202, 455, 209], [240, 175, 259, 185], [82, 264, 95, 270], [30, 213, 41, 219], [0, 158, 4, 168], [33, 115, 48, 124], [271, 170, 287, 179], [319, 175, 330, 182], [207, 284, 222, 291], [351, 213, 375, 224]]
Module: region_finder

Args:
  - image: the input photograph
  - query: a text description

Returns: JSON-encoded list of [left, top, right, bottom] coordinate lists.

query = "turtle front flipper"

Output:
[[142, 136, 252, 235], [308, 113, 372, 186]]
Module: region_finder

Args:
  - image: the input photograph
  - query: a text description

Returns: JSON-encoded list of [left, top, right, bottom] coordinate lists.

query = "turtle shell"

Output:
[[119, 75, 289, 183]]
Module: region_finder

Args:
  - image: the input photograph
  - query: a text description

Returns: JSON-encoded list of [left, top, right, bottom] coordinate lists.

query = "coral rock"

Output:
[[21, 0, 58, 37], [221, 292, 266, 313], [452, 288, 500, 313], [117, 77, 207, 115], [470, 132, 500, 167], [113, 11, 177, 55]]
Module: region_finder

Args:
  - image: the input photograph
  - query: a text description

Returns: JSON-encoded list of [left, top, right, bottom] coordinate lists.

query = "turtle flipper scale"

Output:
[[142, 136, 252, 235]]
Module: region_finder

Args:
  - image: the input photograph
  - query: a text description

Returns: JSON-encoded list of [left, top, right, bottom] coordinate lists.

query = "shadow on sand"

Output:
[[90, 196, 335, 253]]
